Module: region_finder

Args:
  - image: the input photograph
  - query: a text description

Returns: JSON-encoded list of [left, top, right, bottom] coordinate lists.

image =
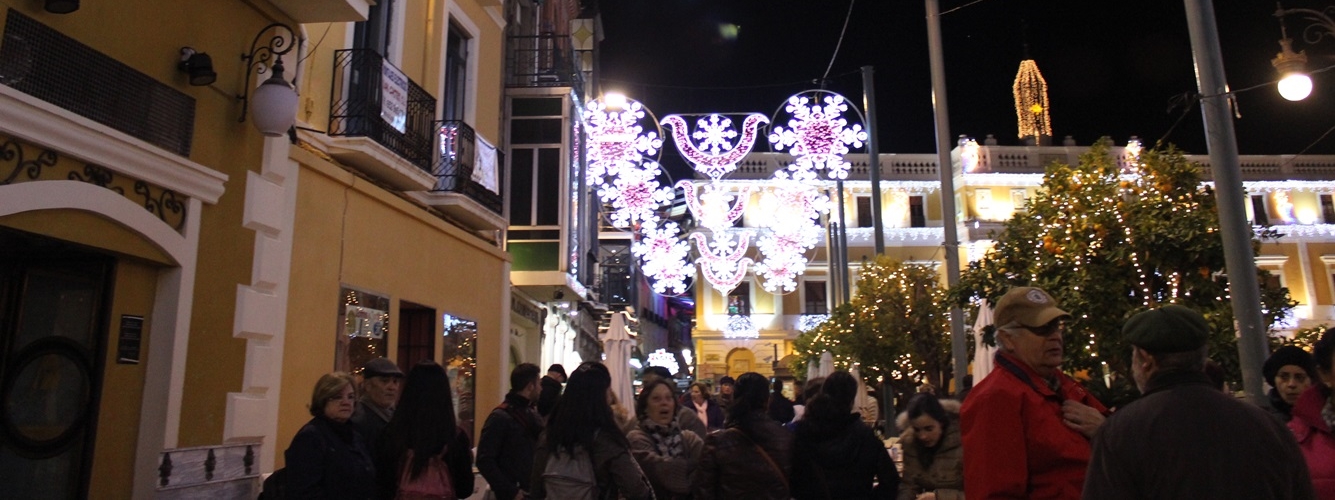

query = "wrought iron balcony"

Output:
[[434, 120, 502, 214], [329, 49, 437, 172], [506, 34, 585, 88]]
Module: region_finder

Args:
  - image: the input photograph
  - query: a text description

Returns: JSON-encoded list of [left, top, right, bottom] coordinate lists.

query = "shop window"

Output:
[[338, 287, 391, 375], [442, 313, 478, 441]]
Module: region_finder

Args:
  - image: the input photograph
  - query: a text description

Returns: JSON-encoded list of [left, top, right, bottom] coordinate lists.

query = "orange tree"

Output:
[[794, 256, 951, 398], [948, 139, 1294, 406]]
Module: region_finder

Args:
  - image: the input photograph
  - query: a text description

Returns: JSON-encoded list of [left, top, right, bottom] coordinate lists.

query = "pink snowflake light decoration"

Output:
[[754, 184, 828, 292], [662, 113, 769, 180], [585, 98, 662, 186], [599, 161, 675, 228], [633, 221, 694, 295], [678, 180, 749, 232], [767, 93, 867, 180], [692, 231, 753, 294]]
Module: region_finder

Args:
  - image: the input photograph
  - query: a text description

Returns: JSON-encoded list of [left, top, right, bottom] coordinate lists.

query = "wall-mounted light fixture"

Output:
[[238, 23, 299, 137], [178, 47, 217, 87], [44, 0, 79, 14]]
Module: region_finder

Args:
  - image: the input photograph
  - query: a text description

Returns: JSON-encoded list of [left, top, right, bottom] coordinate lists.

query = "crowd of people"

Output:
[[263, 285, 1335, 500]]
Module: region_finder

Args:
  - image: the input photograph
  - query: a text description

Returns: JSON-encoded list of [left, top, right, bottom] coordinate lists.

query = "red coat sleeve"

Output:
[[962, 389, 1031, 499]]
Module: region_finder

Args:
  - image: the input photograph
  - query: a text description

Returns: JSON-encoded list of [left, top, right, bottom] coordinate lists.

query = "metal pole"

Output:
[[1184, 0, 1271, 408], [825, 207, 843, 306], [836, 179, 852, 303], [925, 0, 968, 395], [863, 66, 886, 255]]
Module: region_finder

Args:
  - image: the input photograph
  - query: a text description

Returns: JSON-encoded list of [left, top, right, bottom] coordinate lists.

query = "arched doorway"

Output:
[[725, 347, 755, 379]]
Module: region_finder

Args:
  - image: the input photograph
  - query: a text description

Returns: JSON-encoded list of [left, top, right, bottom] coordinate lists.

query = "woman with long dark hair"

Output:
[[529, 361, 653, 500], [374, 360, 474, 499], [896, 392, 962, 500], [791, 370, 898, 500], [694, 372, 793, 500], [628, 378, 703, 500]]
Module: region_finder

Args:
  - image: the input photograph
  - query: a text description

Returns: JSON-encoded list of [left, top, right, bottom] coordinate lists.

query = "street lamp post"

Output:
[[1183, 0, 1272, 408], [1271, 4, 1335, 101]]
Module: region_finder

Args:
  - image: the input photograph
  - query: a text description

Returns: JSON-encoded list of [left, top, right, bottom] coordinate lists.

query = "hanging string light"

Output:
[[1012, 59, 1052, 141]]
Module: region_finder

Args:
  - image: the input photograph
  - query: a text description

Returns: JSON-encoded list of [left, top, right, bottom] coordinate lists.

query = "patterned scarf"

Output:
[[642, 418, 685, 458]]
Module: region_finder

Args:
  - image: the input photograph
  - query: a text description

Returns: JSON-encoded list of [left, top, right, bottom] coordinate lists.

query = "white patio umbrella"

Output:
[[602, 311, 636, 417], [818, 351, 835, 378], [972, 299, 996, 383], [807, 359, 819, 380]]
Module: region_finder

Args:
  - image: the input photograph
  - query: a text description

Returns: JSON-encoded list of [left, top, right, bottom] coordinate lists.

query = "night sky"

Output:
[[598, 0, 1335, 161]]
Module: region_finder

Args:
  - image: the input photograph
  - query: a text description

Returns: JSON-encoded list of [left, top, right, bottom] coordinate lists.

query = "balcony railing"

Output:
[[434, 120, 503, 214], [506, 34, 584, 88], [330, 49, 437, 171]]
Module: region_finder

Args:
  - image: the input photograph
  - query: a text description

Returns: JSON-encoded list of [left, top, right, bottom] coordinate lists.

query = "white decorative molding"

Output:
[[846, 227, 944, 243], [0, 84, 227, 204], [962, 173, 1044, 187], [226, 138, 298, 473]]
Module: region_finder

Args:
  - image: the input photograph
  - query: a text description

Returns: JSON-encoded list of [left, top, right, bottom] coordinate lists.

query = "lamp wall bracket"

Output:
[[237, 23, 297, 122]]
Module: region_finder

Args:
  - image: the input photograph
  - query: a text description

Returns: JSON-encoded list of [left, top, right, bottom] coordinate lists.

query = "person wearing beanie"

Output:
[[537, 363, 566, 418], [1290, 328, 1335, 499], [960, 287, 1108, 500], [1083, 305, 1315, 500], [350, 357, 404, 452], [1264, 345, 1318, 422]]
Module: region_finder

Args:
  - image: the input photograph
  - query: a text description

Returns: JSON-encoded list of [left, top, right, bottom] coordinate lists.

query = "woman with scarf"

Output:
[[628, 378, 704, 499], [896, 393, 963, 500]]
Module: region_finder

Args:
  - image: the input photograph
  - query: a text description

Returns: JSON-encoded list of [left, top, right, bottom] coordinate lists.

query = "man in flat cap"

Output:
[[350, 357, 403, 452], [1082, 305, 1314, 499], [961, 286, 1109, 500]]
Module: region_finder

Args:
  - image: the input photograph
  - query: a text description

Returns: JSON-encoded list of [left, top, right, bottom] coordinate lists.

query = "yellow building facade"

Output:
[[0, 0, 510, 497], [692, 144, 1335, 384]]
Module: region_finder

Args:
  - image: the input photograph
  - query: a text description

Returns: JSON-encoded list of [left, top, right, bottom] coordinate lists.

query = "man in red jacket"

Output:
[[961, 287, 1108, 499]]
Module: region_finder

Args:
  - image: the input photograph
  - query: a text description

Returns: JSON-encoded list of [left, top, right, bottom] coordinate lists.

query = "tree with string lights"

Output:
[[794, 255, 953, 399], [949, 138, 1295, 405]]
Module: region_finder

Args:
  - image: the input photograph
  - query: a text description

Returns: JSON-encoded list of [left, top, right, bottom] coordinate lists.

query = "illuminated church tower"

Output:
[[1013, 59, 1053, 145]]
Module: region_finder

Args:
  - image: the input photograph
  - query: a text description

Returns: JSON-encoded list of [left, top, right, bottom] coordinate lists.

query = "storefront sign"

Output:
[[345, 305, 386, 339], [117, 315, 143, 364]]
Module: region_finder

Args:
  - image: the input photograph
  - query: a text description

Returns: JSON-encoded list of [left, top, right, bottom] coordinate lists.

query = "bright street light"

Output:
[[1272, 37, 1311, 101], [1278, 71, 1313, 101]]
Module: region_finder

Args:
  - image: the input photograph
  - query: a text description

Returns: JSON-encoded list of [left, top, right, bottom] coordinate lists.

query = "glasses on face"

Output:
[[1020, 320, 1065, 337]]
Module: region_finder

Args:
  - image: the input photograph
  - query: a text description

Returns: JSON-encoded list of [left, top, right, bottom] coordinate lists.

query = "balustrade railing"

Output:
[[329, 49, 437, 171]]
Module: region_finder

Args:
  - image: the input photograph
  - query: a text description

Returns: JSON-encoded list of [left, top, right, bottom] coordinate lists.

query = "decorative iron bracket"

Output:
[[237, 23, 296, 122]]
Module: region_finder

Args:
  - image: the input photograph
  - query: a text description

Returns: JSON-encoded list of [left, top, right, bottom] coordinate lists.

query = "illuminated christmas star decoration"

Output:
[[598, 160, 675, 228], [585, 98, 662, 186], [958, 136, 981, 173], [633, 221, 694, 295], [768, 92, 867, 180], [723, 314, 759, 339], [661, 113, 769, 180], [1013, 60, 1052, 141], [647, 348, 681, 374], [679, 180, 749, 231]]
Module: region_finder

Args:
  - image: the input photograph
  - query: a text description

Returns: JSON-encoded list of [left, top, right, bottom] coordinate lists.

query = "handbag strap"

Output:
[[730, 429, 788, 490]]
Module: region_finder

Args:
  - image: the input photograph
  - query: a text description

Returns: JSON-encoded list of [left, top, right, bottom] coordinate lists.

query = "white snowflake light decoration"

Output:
[[768, 93, 867, 180], [598, 161, 675, 228], [679, 180, 749, 232], [662, 114, 769, 180], [586, 98, 662, 186], [692, 231, 753, 294], [633, 221, 694, 295], [754, 184, 828, 292], [647, 348, 681, 374]]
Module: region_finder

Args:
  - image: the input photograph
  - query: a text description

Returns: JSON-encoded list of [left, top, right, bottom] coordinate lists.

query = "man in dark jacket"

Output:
[[767, 379, 795, 424], [1083, 305, 1316, 500], [477, 363, 544, 500], [536, 363, 565, 418], [349, 357, 402, 452]]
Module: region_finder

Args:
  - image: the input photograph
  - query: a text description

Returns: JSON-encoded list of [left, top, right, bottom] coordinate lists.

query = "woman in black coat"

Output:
[[791, 370, 899, 500], [284, 372, 377, 499]]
